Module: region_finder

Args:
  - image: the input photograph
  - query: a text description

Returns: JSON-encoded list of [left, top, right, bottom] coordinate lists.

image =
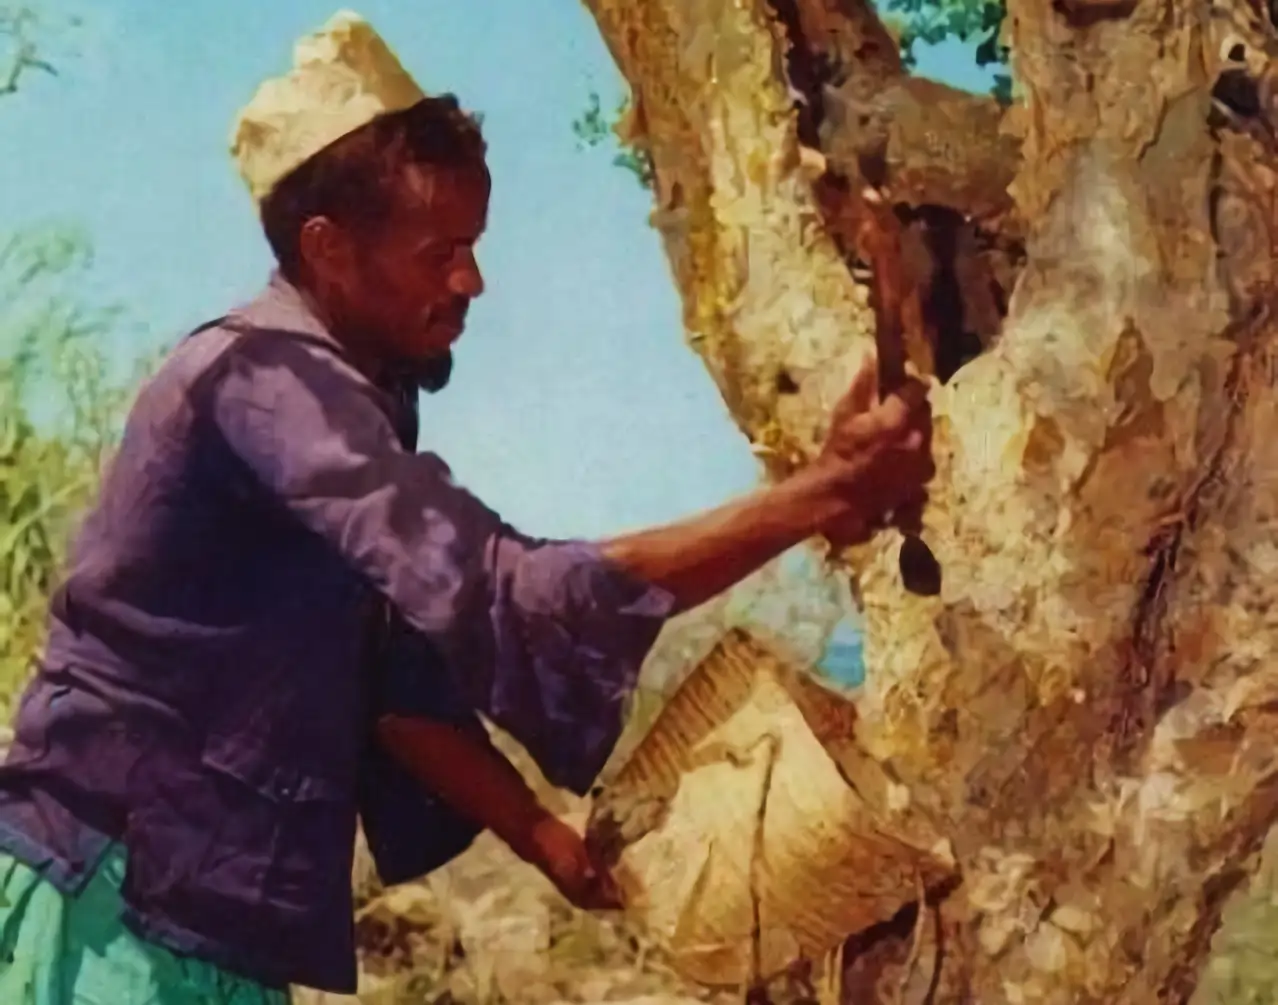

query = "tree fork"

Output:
[[580, 0, 1278, 999], [771, 0, 1020, 385]]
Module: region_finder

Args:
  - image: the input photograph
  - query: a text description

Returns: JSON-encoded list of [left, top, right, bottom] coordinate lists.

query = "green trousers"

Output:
[[0, 844, 290, 1004]]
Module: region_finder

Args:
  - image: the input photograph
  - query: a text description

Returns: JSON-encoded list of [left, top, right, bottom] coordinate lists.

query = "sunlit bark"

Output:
[[581, 0, 1278, 999]]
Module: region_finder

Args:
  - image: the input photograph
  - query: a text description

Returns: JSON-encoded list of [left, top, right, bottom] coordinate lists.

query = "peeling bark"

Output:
[[772, 0, 1022, 232], [581, 0, 1278, 1001], [777, 0, 1026, 382]]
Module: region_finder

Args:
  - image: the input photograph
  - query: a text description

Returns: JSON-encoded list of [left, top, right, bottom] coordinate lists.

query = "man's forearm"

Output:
[[598, 463, 857, 613], [376, 715, 551, 864]]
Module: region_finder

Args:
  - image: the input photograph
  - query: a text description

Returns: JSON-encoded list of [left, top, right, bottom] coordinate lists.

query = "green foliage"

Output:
[[884, 0, 1011, 103], [0, 224, 146, 718], [570, 90, 654, 190], [571, 2, 1011, 187], [0, 2, 81, 97], [0, 2, 132, 719]]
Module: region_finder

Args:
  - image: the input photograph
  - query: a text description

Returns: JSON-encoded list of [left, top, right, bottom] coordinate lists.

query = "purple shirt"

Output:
[[0, 274, 675, 991]]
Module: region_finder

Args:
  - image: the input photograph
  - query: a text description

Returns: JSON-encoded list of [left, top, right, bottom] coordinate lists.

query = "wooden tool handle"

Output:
[[857, 185, 942, 598]]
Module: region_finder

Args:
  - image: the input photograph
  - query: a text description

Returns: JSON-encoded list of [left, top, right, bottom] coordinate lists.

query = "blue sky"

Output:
[[0, 0, 995, 678]]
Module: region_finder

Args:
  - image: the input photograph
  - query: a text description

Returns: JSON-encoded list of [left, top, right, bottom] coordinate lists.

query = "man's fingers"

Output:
[[581, 868, 624, 911], [843, 352, 879, 416], [896, 486, 930, 512], [896, 376, 930, 410], [876, 378, 932, 441], [597, 872, 624, 909], [907, 414, 934, 456]]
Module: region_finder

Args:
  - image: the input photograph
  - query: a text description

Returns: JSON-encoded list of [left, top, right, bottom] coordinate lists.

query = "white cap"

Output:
[[229, 10, 427, 205]]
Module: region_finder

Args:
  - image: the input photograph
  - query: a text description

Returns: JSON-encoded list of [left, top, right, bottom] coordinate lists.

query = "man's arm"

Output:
[[376, 714, 621, 909], [599, 352, 932, 609], [204, 334, 886, 792], [375, 714, 548, 863], [599, 463, 855, 615], [207, 335, 672, 793]]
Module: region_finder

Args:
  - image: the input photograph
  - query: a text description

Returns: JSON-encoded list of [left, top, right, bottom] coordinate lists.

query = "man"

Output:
[[0, 10, 933, 1004]]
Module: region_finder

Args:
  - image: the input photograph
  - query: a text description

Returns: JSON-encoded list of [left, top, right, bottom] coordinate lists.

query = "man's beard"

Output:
[[394, 351, 453, 394]]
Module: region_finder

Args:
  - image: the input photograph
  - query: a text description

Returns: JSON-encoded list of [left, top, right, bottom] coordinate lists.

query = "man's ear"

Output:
[[297, 216, 355, 287]]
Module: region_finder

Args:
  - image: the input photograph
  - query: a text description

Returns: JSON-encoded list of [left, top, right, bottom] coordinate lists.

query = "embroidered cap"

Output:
[[230, 10, 426, 205]]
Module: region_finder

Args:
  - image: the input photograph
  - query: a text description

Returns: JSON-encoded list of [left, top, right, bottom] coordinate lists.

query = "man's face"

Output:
[[314, 161, 490, 367]]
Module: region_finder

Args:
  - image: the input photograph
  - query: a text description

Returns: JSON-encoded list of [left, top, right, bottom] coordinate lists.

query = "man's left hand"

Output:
[[527, 815, 623, 912]]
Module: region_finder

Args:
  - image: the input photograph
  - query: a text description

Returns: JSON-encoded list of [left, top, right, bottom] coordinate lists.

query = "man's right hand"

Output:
[[816, 352, 935, 546], [596, 352, 934, 612]]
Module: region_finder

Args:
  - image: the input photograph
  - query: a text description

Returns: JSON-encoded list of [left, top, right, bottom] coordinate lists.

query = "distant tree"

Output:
[[571, 89, 654, 188], [884, 0, 1011, 103], [0, 3, 80, 97]]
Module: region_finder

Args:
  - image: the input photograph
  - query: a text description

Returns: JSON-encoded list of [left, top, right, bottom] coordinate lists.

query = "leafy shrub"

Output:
[[0, 223, 150, 718]]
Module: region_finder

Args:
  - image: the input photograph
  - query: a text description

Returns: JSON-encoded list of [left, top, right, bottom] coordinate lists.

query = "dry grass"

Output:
[[292, 720, 1278, 1005], [342, 831, 720, 1005], [299, 723, 725, 1005], [302, 717, 853, 1005]]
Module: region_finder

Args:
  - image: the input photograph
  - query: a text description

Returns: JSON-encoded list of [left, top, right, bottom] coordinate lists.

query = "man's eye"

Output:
[[419, 244, 454, 265]]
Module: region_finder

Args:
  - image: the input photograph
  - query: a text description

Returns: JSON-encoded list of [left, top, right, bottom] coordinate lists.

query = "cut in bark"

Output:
[[579, 0, 1278, 1001]]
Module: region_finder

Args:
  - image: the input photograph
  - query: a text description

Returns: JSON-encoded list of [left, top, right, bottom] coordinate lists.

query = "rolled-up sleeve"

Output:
[[206, 334, 676, 793]]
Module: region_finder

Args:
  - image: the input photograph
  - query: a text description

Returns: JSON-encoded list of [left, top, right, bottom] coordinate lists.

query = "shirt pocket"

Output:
[[3, 675, 73, 764], [197, 727, 354, 927], [121, 721, 353, 955]]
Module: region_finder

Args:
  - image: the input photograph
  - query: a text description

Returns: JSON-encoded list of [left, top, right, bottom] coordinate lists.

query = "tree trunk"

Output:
[[579, 0, 1278, 1000]]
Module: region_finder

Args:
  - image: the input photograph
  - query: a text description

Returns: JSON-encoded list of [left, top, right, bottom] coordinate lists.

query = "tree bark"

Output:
[[580, 0, 1278, 1000]]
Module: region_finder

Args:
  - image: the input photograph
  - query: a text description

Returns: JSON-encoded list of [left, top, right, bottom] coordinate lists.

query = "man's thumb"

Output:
[[844, 352, 878, 415]]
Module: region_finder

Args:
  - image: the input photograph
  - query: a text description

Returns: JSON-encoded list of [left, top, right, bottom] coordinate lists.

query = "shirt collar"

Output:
[[229, 270, 346, 354], [229, 270, 418, 441]]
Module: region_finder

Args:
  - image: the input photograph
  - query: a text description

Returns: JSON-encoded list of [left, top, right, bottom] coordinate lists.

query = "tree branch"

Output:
[[0, 42, 57, 96], [776, 0, 1022, 236], [778, 0, 1025, 382], [582, 0, 1278, 1000], [0, 5, 62, 99], [821, 76, 1022, 236]]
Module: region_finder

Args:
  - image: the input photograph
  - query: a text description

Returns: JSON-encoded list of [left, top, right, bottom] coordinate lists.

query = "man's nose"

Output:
[[448, 251, 484, 299]]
